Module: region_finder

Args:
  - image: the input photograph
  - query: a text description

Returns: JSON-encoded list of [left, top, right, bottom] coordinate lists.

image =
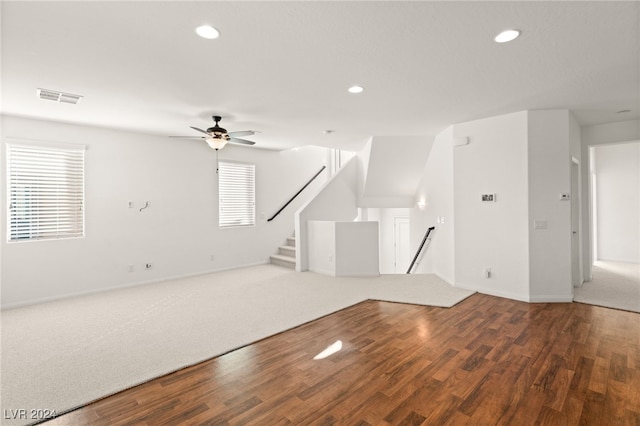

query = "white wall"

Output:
[[411, 127, 455, 283], [295, 157, 359, 271], [453, 112, 530, 301], [359, 136, 433, 207], [307, 221, 335, 275], [1, 115, 329, 308], [527, 110, 573, 302], [335, 221, 379, 276], [593, 141, 640, 263], [361, 207, 382, 261], [357, 138, 373, 204], [307, 221, 379, 276]]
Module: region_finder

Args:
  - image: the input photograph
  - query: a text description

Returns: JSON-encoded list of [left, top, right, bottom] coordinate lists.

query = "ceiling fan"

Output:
[[171, 116, 257, 150]]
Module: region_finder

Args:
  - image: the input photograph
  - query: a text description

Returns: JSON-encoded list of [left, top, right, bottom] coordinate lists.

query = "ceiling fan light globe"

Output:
[[206, 138, 228, 150]]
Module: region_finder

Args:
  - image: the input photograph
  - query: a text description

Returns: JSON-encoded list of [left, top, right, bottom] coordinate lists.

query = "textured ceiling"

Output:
[[2, 1, 639, 150]]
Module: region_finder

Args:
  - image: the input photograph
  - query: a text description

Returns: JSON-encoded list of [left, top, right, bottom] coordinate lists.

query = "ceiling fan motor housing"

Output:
[[208, 116, 229, 138], [207, 127, 229, 137]]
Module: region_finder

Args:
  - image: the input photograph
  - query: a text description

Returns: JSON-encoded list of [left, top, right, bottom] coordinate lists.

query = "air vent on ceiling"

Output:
[[37, 88, 83, 104]]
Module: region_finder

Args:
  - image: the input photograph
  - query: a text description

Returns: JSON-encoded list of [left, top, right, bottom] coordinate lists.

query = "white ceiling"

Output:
[[2, 1, 638, 151]]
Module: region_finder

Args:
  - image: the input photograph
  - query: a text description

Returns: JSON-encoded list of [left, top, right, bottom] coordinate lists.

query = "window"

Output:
[[218, 161, 255, 228], [7, 143, 85, 241]]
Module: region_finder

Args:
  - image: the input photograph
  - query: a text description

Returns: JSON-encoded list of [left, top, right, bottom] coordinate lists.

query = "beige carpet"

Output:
[[573, 260, 640, 313], [0, 265, 474, 425]]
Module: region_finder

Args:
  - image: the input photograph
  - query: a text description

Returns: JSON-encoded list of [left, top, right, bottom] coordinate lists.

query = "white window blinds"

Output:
[[218, 161, 255, 228], [7, 143, 85, 241]]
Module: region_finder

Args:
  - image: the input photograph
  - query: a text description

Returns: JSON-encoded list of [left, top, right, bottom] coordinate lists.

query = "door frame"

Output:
[[571, 157, 583, 288]]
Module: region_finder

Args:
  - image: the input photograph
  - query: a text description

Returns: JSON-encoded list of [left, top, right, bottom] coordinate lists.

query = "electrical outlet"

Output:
[[145, 263, 153, 270], [484, 268, 491, 278], [210, 254, 215, 261], [128, 265, 134, 272]]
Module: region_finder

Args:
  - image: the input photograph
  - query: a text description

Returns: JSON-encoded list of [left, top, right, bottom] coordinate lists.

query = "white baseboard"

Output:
[[453, 282, 530, 303], [308, 267, 335, 276], [597, 257, 640, 264], [434, 272, 455, 286], [529, 294, 574, 303], [453, 281, 575, 304], [1, 261, 269, 310]]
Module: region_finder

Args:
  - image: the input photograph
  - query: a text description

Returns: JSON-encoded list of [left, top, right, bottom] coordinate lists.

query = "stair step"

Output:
[[286, 236, 296, 247], [270, 254, 296, 269], [278, 245, 295, 256]]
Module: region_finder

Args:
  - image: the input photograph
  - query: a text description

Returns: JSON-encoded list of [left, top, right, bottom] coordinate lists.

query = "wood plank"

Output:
[[43, 294, 640, 425]]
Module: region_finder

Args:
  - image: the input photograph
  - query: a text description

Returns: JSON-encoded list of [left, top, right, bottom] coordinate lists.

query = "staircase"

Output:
[[270, 235, 296, 269]]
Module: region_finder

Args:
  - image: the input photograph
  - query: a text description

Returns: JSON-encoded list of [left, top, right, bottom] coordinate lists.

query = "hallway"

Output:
[[574, 261, 640, 313]]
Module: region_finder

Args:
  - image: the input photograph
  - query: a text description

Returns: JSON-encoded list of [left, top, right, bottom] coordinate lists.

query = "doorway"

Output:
[[579, 141, 640, 312], [590, 141, 639, 265]]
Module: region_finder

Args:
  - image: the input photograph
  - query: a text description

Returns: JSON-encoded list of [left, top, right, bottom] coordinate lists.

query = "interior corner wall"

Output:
[[452, 112, 530, 301], [593, 141, 640, 263], [411, 127, 454, 283], [527, 110, 573, 302], [356, 138, 373, 203], [1, 115, 329, 308]]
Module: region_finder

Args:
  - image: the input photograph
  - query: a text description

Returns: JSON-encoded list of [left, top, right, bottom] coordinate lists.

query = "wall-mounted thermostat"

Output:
[[481, 194, 497, 202], [534, 220, 548, 229]]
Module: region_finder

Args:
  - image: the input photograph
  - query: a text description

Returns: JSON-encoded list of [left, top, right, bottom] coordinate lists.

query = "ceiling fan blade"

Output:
[[169, 136, 205, 139], [190, 126, 210, 135], [228, 130, 255, 137], [229, 137, 256, 146]]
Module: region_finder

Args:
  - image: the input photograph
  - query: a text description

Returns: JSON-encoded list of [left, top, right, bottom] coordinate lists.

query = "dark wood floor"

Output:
[[45, 293, 640, 425]]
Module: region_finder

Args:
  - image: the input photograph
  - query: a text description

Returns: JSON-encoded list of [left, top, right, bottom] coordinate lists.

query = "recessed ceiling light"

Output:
[[494, 29, 520, 43], [348, 85, 364, 94], [195, 25, 220, 39]]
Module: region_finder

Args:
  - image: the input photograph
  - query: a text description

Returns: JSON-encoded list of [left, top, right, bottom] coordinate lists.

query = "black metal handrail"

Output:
[[267, 166, 326, 222], [406, 226, 435, 274]]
